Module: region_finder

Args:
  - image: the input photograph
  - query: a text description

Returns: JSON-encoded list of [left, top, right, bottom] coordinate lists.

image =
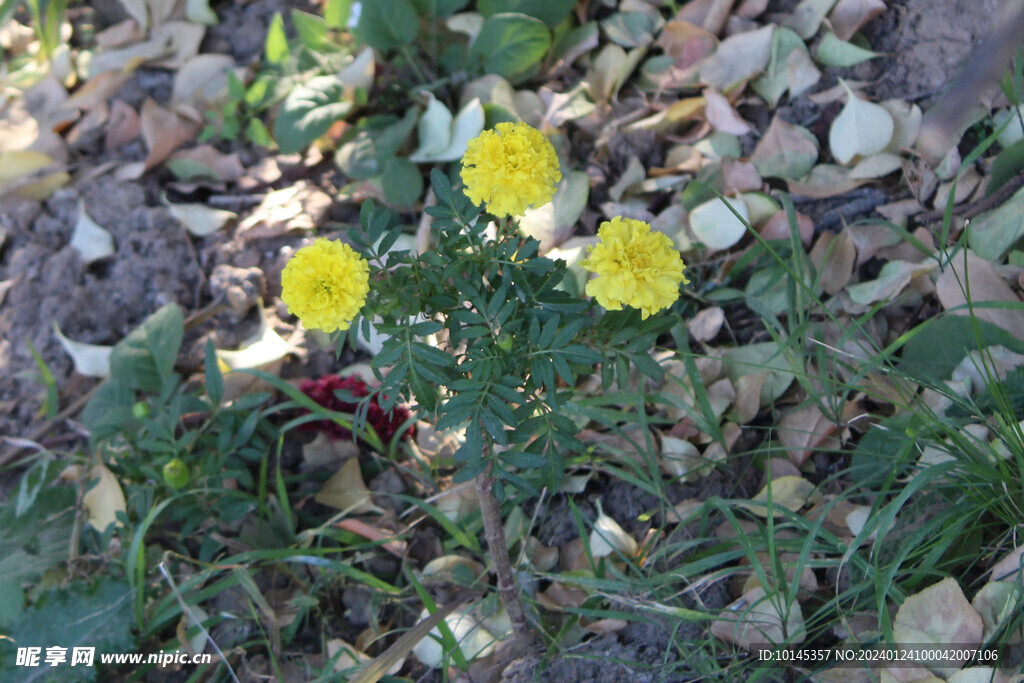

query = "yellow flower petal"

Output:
[[281, 239, 369, 333], [581, 217, 689, 318], [460, 121, 562, 218]]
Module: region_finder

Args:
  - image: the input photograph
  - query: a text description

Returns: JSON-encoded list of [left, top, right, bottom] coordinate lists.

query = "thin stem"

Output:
[[474, 450, 535, 652]]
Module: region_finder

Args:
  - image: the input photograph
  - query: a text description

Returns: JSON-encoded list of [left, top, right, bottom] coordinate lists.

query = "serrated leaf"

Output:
[[470, 13, 551, 84], [274, 76, 355, 154], [828, 80, 894, 164]]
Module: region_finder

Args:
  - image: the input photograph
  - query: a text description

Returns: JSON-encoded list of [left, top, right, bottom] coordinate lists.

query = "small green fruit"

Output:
[[163, 458, 189, 489], [496, 333, 514, 351], [132, 401, 150, 419]]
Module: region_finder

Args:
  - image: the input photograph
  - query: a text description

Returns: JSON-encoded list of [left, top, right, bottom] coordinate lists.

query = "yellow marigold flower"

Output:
[[460, 121, 562, 218], [281, 239, 369, 333], [582, 217, 689, 319]]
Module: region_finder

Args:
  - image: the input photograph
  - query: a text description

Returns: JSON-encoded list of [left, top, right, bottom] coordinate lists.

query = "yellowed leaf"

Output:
[[84, 463, 127, 531], [740, 476, 818, 517], [315, 458, 383, 514]]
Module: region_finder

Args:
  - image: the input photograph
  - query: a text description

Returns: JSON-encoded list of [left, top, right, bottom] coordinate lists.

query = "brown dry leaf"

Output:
[[138, 98, 200, 172], [335, 519, 407, 558], [809, 229, 857, 295], [786, 164, 866, 198], [66, 101, 110, 148], [63, 71, 132, 113], [829, 0, 887, 41], [936, 250, 1024, 343], [710, 587, 806, 649], [783, 0, 840, 38], [104, 100, 140, 151], [538, 582, 588, 611], [740, 552, 819, 593], [166, 145, 244, 182], [846, 260, 936, 306], [657, 21, 718, 73], [989, 545, 1024, 583], [688, 306, 725, 342], [315, 458, 383, 515], [759, 209, 814, 246], [237, 182, 332, 238], [740, 476, 819, 517], [95, 18, 146, 48], [698, 24, 774, 91], [172, 53, 237, 112], [24, 76, 73, 130], [721, 159, 762, 193], [751, 117, 819, 180], [83, 463, 127, 532], [731, 372, 767, 424], [846, 222, 903, 265], [736, 0, 769, 18], [302, 432, 359, 467], [704, 88, 753, 135], [892, 577, 983, 677], [777, 404, 838, 466]]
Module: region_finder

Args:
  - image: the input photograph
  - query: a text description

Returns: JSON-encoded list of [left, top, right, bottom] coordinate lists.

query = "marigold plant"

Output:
[[582, 216, 689, 319], [460, 121, 562, 217], [281, 239, 369, 333]]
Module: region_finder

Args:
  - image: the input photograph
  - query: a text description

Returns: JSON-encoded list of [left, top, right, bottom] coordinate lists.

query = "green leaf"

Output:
[[323, 0, 353, 27], [382, 157, 424, 209], [292, 9, 337, 53], [82, 379, 136, 443], [246, 117, 275, 148], [265, 12, 290, 65], [356, 0, 419, 52], [274, 76, 354, 154], [0, 475, 75, 586], [0, 577, 135, 681], [988, 138, 1024, 196], [478, 0, 575, 27], [899, 315, 1024, 384], [814, 32, 879, 67], [109, 303, 184, 394], [969, 184, 1024, 261], [204, 338, 223, 407], [470, 13, 551, 84]]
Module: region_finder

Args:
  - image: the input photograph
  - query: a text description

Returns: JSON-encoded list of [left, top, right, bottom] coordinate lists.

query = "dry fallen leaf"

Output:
[[740, 475, 819, 517], [704, 88, 753, 135], [83, 463, 127, 532], [54, 322, 113, 377], [777, 403, 839, 466], [699, 24, 774, 91], [829, 0, 887, 42], [751, 117, 819, 180], [809, 229, 857, 294], [236, 182, 332, 238], [710, 586, 806, 649], [315, 458, 383, 515], [589, 502, 640, 558], [133, 98, 200, 175], [892, 577, 983, 677], [829, 80, 894, 165], [936, 250, 1024, 343], [70, 201, 116, 264]]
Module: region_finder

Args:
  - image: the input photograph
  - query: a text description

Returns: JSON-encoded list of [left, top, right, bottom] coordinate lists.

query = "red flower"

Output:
[[298, 374, 413, 444]]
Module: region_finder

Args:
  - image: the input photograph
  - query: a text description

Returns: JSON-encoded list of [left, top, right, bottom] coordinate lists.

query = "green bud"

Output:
[[496, 332, 514, 351], [162, 458, 189, 489], [132, 401, 150, 419]]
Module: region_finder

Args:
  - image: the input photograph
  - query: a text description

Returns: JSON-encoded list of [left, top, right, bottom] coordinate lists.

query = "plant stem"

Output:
[[474, 455, 535, 652]]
